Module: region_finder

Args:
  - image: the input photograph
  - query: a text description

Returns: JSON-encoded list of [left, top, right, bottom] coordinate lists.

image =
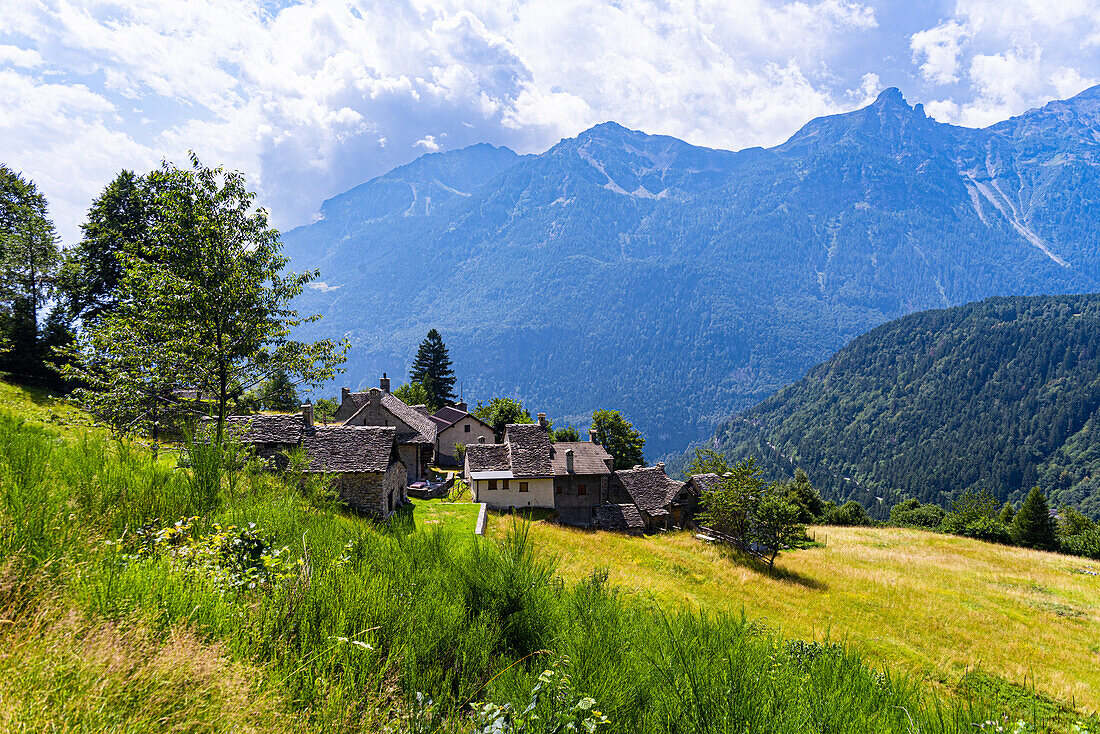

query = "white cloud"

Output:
[[910, 20, 970, 85], [912, 0, 1100, 126], [3, 0, 1097, 243], [0, 44, 43, 68], [414, 135, 442, 152]]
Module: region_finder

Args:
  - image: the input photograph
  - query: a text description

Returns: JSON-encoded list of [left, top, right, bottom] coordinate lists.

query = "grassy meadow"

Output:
[[0, 380, 1095, 732], [486, 516, 1100, 713]]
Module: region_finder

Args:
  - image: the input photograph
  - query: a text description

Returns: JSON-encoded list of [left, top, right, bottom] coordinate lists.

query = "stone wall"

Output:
[[553, 474, 609, 526], [331, 460, 408, 519]]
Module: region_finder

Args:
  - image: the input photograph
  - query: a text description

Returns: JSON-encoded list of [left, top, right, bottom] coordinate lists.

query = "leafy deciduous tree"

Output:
[[591, 409, 645, 471], [550, 425, 580, 442], [473, 397, 532, 440], [393, 381, 433, 410], [68, 153, 347, 444]]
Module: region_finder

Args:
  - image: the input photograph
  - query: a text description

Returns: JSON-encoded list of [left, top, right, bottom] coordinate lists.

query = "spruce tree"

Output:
[[409, 329, 456, 408], [1012, 486, 1059, 551]]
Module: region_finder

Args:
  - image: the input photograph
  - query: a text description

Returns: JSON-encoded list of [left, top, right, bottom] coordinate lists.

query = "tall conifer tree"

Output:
[[409, 328, 456, 409], [1012, 486, 1059, 551]]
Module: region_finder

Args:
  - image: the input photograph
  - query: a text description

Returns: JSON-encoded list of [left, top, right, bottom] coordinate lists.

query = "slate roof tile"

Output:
[[549, 442, 613, 476], [595, 504, 645, 531], [301, 426, 397, 473]]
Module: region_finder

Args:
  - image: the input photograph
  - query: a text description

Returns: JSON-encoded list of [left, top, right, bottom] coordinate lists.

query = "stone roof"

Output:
[[343, 389, 437, 444], [431, 405, 493, 432], [595, 504, 645, 531], [301, 426, 397, 473], [225, 414, 305, 444], [614, 465, 683, 514], [465, 442, 511, 472], [687, 473, 723, 495], [380, 392, 437, 443], [549, 442, 613, 476], [504, 423, 553, 477]]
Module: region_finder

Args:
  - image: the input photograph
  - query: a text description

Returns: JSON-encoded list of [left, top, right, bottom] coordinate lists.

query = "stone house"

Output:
[[607, 463, 693, 531], [334, 374, 436, 481], [463, 415, 613, 526], [550, 430, 614, 526], [224, 405, 407, 520], [430, 402, 495, 466], [225, 411, 309, 469], [301, 424, 408, 519]]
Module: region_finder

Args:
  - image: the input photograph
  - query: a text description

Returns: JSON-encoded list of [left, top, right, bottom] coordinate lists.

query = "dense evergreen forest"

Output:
[[706, 294, 1100, 518]]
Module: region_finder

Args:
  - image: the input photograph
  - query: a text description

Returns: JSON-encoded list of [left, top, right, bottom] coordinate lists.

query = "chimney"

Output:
[[657, 462, 666, 474], [379, 373, 390, 393], [457, 401, 468, 412], [478, 436, 486, 444], [588, 429, 599, 444], [341, 387, 350, 402], [537, 412, 548, 428], [301, 402, 313, 427], [566, 448, 574, 473]]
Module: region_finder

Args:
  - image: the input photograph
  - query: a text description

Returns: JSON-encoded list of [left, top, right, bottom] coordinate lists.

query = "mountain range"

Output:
[[702, 293, 1100, 519], [282, 86, 1100, 456]]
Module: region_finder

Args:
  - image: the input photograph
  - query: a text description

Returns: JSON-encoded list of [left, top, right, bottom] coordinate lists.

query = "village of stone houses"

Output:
[[230, 363, 708, 536]]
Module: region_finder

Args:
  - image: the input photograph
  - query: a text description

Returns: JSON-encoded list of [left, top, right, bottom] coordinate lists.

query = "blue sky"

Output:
[[2, 0, 1097, 242]]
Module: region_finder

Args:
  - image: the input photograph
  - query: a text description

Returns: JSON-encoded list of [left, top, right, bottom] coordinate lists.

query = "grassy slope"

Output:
[[486, 518, 1100, 711]]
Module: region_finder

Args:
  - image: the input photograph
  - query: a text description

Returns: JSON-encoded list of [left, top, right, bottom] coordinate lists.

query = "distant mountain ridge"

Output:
[[282, 86, 1100, 455], [701, 293, 1100, 519]]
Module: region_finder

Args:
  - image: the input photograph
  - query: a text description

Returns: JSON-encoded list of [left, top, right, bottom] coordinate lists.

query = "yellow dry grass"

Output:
[[0, 597, 294, 733], [487, 518, 1100, 712]]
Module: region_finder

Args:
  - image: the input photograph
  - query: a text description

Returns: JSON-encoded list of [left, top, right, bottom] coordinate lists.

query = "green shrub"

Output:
[[890, 498, 946, 529], [958, 517, 1014, 545], [821, 500, 873, 526]]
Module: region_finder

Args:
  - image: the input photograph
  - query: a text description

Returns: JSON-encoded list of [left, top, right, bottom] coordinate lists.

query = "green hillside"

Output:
[[705, 294, 1100, 517], [1, 381, 1030, 733]]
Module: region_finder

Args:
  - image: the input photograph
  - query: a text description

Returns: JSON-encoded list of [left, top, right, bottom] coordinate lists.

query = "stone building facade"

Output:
[[224, 406, 407, 521], [464, 418, 613, 526], [335, 375, 436, 481], [430, 403, 495, 466]]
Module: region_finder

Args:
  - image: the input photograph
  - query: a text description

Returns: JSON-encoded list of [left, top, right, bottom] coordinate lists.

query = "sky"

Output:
[[2, 0, 1098, 243]]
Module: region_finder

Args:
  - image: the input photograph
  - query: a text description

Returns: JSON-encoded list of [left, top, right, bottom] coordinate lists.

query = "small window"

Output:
[[464, 424, 471, 433], [519, 482, 529, 492], [555, 484, 563, 494], [578, 484, 587, 496], [488, 479, 497, 491], [502, 479, 510, 490]]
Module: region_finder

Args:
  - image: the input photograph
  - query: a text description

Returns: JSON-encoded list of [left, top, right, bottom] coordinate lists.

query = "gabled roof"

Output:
[[549, 442, 613, 476], [465, 443, 511, 473], [595, 504, 645, 531], [431, 405, 493, 432], [504, 423, 553, 478], [687, 473, 723, 496], [380, 392, 437, 444], [301, 426, 398, 473], [343, 389, 437, 444], [614, 465, 684, 514], [225, 414, 305, 444]]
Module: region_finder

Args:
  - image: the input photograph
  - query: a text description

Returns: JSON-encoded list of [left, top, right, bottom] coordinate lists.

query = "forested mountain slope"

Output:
[[707, 294, 1100, 518], [282, 86, 1100, 455]]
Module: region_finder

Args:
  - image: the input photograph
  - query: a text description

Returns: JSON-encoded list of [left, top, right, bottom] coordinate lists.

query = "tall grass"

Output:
[[0, 409, 1048, 733]]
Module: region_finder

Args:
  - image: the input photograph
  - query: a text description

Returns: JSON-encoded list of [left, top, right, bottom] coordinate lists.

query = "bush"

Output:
[[821, 500, 873, 526], [957, 517, 1014, 545], [1061, 528, 1100, 559], [890, 499, 946, 529]]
